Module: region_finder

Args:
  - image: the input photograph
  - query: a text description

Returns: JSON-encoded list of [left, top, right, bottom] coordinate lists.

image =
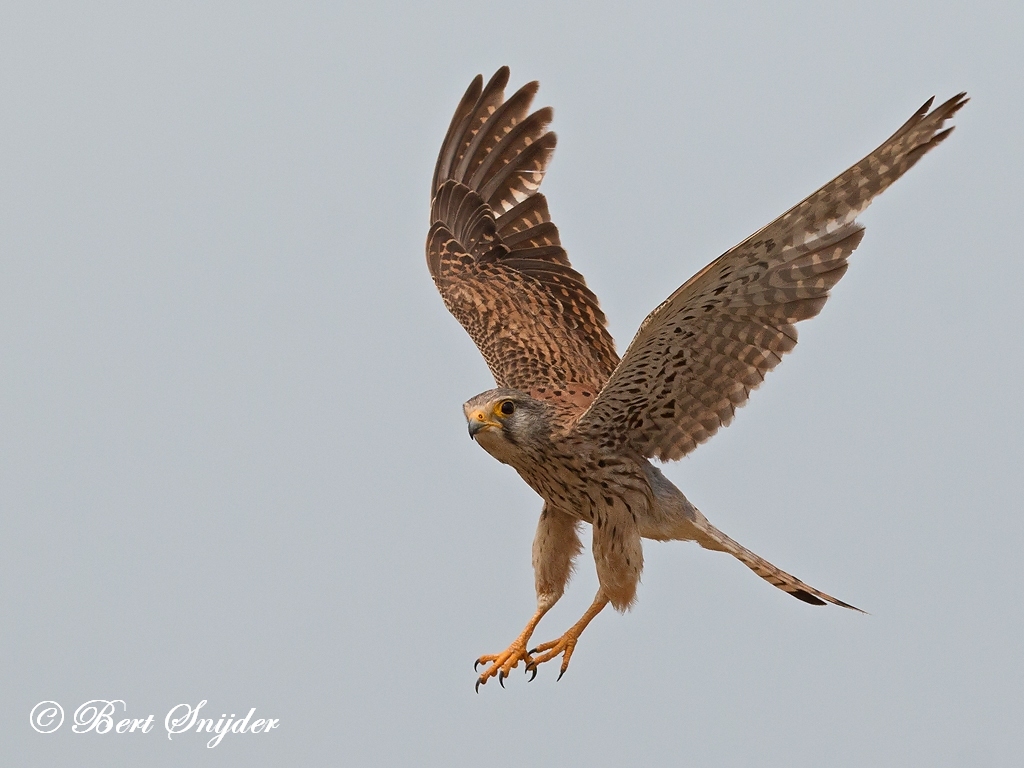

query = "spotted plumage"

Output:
[[427, 67, 966, 688]]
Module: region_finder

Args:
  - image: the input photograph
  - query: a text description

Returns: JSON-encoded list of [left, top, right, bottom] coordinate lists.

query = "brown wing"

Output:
[[575, 93, 968, 461], [427, 68, 618, 405]]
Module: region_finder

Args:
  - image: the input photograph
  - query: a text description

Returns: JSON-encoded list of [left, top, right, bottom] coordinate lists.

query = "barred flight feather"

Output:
[[576, 91, 966, 460], [428, 68, 618, 404]]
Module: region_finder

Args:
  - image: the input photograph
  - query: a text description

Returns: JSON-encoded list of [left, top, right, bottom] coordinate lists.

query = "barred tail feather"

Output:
[[693, 519, 863, 612]]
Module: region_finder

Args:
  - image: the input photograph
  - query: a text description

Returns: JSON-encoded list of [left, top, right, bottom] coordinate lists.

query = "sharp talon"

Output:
[[498, 671, 505, 688], [557, 667, 566, 682], [474, 660, 481, 672], [475, 679, 481, 693], [527, 666, 537, 682], [528, 647, 538, 655]]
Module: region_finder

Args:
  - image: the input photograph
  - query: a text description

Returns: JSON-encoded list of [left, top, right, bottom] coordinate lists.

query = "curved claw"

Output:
[[557, 667, 567, 682], [528, 647, 538, 655], [475, 678, 482, 693], [474, 659, 483, 672], [527, 664, 537, 682], [498, 670, 505, 688]]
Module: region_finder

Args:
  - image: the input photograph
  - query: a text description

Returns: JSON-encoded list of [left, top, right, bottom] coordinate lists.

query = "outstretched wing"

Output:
[[576, 93, 968, 461], [427, 68, 618, 405]]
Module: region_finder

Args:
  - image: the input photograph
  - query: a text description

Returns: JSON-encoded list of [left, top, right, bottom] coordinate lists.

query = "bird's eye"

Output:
[[499, 400, 516, 416]]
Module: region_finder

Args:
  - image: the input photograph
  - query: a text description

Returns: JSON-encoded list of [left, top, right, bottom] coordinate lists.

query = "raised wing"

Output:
[[576, 93, 968, 461], [427, 68, 618, 405]]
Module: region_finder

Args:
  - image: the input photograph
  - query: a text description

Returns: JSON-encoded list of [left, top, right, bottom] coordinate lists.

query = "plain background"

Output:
[[3, 1, 1022, 765]]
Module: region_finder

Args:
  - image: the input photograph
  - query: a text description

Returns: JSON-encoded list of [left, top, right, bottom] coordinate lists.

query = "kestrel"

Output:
[[426, 67, 965, 690]]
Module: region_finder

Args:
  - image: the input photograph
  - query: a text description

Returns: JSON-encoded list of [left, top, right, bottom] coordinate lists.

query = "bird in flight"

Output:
[[426, 67, 966, 690]]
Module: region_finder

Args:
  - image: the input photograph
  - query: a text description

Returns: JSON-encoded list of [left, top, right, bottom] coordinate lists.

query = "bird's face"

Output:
[[463, 388, 544, 466]]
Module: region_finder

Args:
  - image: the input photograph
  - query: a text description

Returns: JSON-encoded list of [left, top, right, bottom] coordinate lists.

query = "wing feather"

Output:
[[431, 75, 482, 197], [576, 93, 967, 460], [453, 80, 539, 185], [468, 108, 553, 193], [428, 68, 618, 399]]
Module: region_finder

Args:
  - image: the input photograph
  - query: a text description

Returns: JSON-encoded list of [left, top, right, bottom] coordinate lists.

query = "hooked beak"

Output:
[[467, 411, 501, 439]]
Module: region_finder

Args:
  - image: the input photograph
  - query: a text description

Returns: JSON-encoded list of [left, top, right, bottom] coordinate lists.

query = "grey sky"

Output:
[[3, 2, 1022, 766]]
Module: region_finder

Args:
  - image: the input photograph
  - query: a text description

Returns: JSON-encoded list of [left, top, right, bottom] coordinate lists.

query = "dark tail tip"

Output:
[[790, 589, 827, 606], [790, 588, 866, 613]]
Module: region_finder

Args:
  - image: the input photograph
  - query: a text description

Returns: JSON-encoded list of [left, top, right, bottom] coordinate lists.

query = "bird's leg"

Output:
[[475, 505, 583, 691], [474, 601, 553, 691], [527, 592, 609, 681]]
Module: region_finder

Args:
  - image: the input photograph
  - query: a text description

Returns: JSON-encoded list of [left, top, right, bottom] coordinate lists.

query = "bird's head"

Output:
[[463, 388, 551, 465]]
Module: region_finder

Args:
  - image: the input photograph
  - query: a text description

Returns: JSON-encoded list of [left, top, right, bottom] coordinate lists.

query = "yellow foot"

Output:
[[527, 632, 580, 682], [524, 595, 607, 682], [474, 642, 536, 692]]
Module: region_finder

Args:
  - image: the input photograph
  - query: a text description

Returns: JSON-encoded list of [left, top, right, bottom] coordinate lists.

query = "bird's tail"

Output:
[[691, 516, 863, 612], [639, 461, 862, 611]]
